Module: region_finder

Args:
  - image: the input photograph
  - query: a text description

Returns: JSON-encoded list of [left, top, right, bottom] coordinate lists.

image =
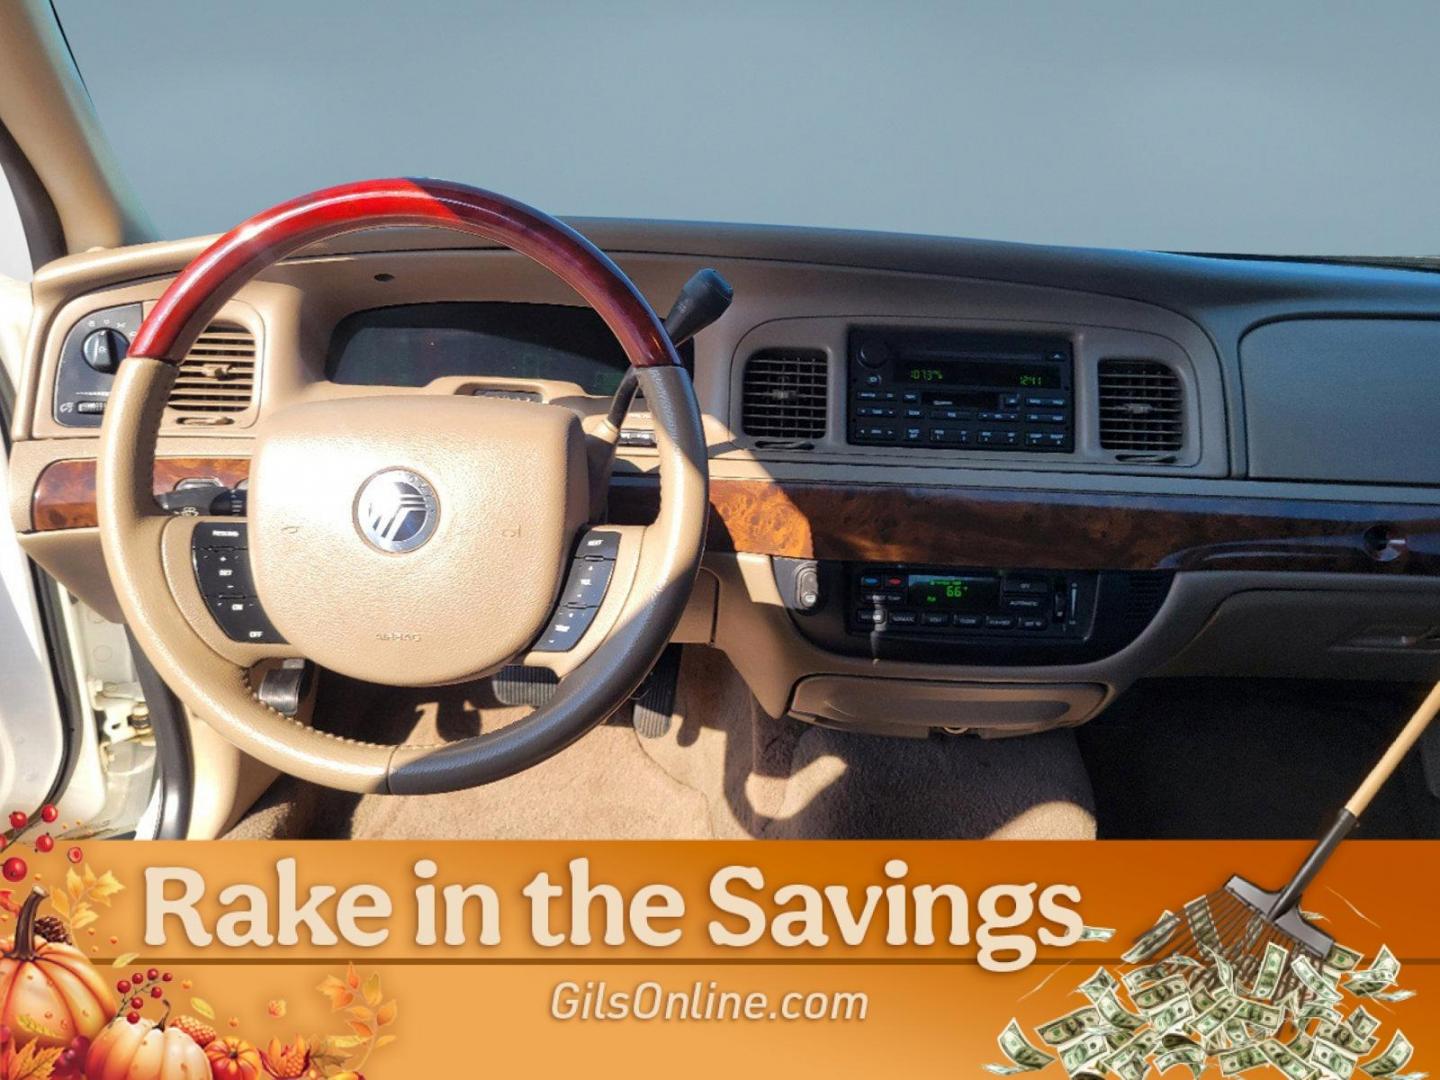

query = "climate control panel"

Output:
[[849, 566, 1090, 640]]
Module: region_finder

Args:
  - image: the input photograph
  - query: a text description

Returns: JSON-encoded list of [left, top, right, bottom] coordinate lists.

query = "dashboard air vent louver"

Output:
[[167, 324, 256, 414], [1097, 359, 1183, 452], [741, 349, 828, 439]]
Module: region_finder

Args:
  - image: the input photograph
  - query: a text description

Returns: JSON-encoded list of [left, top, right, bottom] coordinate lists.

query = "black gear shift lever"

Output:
[[604, 269, 733, 429]]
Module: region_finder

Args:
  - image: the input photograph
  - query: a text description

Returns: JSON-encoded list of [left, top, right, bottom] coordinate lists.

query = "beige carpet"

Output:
[[226, 647, 1095, 840]]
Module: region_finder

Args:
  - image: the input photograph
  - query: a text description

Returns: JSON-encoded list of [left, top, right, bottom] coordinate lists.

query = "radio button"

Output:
[[856, 405, 898, 418], [902, 426, 925, 443], [862, 373, 883, 386], [1025, 395, 1067, 408], [1001, 393, 1021, 408], [854, 425, 898, 441], [903, 407, 924, 419], [1026, 411, 1067, 424], [978, 430, 1019, 446], [929, 426, 969, 445], [855, 390, 880, 401], [901, 391, 921, 403]]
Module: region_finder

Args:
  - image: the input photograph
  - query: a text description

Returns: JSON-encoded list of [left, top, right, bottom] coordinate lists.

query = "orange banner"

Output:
[[0, 840, 1433, 1078]]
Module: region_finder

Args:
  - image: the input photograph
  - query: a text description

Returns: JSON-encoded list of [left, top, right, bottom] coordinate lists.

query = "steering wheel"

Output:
[[97, 178, 708, 795]]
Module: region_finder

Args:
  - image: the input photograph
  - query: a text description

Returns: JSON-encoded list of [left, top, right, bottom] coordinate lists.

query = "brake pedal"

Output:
[[632, 646, 683, 739], [491, 665, 558, 708]]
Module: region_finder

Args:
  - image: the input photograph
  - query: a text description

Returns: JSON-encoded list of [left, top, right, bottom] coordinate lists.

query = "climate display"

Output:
[[905, 574, 1001, 612], [901, 360, 1060, 389]]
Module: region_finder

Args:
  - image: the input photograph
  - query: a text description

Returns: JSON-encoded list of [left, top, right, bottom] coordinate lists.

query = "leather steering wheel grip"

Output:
[[98, 179, 708, 795]]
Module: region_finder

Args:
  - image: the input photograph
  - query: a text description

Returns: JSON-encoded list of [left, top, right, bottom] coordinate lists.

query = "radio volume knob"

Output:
[[856, 341, 890, 369]]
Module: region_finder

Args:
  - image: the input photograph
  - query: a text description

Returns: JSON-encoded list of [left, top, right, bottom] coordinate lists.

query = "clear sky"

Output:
[[53, 0, 1440, 255]]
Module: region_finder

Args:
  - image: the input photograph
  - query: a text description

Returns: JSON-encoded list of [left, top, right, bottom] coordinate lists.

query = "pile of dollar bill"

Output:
[[986, 909, 1420, 1080]]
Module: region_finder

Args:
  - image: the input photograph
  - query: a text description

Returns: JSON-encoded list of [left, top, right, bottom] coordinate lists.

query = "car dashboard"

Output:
[[9, 220, 1440, 738]]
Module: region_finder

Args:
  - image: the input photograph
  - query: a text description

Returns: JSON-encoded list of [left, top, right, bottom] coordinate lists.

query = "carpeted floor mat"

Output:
[[1076, 678, 1440, 840], [225, 646, 1096, 840]]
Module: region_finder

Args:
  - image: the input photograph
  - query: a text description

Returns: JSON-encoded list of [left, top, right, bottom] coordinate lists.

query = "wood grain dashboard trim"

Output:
[[32, 457, 251, 531], [31, 457, 1440, 575]]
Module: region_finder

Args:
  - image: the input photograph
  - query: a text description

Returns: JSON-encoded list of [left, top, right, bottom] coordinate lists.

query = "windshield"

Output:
[[56, 0, 1440, 255]]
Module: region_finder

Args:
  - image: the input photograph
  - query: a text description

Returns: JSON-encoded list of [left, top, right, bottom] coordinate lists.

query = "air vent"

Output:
[[167, 324, 256, 414], [1098, 359, 1183, 452], [741, 349, 828, 439]]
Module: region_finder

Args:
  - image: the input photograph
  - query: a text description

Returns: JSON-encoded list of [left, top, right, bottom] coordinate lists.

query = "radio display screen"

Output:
[[901, 359, 1061, 389], [906, 574, 1001, 612]]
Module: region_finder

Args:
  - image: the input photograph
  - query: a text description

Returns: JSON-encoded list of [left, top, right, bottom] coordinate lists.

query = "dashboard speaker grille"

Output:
[[741, 349, 828, 439], [167, 324, 256, 413], [1098, 359, 1183, 452]]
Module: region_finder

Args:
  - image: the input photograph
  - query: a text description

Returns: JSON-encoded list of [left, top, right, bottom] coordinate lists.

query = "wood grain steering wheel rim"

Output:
[[98, 178, 709, 795]]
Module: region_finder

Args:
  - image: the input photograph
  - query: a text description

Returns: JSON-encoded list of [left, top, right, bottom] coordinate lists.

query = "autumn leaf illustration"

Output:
[[1, 1040, 64, 1080]]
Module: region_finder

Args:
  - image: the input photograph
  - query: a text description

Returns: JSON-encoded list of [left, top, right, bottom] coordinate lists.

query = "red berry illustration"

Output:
[[2, 856, 26, 882], [8, 811, 26, 830], [147, 967, 159, 981], [35, 834, 54, 853], [161, 972, 173, 982], [129, 996, 143, 1010], [126, 1011, 140, 1024], [66, 845, 83, 863], [40, 805, 58, 823], [117, 979, 131, 994], [132, 971, 144, 985]]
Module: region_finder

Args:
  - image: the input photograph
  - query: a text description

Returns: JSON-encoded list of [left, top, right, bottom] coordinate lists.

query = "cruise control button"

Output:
[[205, 595, 285, 644], [195, 548, 253, 596], [195, 523, 246, 548]]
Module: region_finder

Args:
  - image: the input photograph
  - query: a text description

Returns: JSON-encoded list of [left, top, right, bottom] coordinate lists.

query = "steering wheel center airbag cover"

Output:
[[248, 393, 587, 685]]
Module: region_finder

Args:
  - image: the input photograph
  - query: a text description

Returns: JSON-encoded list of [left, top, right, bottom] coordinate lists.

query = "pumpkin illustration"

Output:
[[205, 1036, 263, 1080], [0, 887, 115, 1049], [85, 1007, 209, 1080]]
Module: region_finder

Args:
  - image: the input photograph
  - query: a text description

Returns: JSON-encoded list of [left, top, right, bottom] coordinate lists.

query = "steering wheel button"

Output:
[[195, 548, 254, 596], [561, 558, 614, 608], [576, 530, 620, 561], [534, 605, 599, 652]]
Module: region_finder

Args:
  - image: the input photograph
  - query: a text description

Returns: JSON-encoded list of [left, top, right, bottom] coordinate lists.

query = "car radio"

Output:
[[847, 328, 1074, 451]]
